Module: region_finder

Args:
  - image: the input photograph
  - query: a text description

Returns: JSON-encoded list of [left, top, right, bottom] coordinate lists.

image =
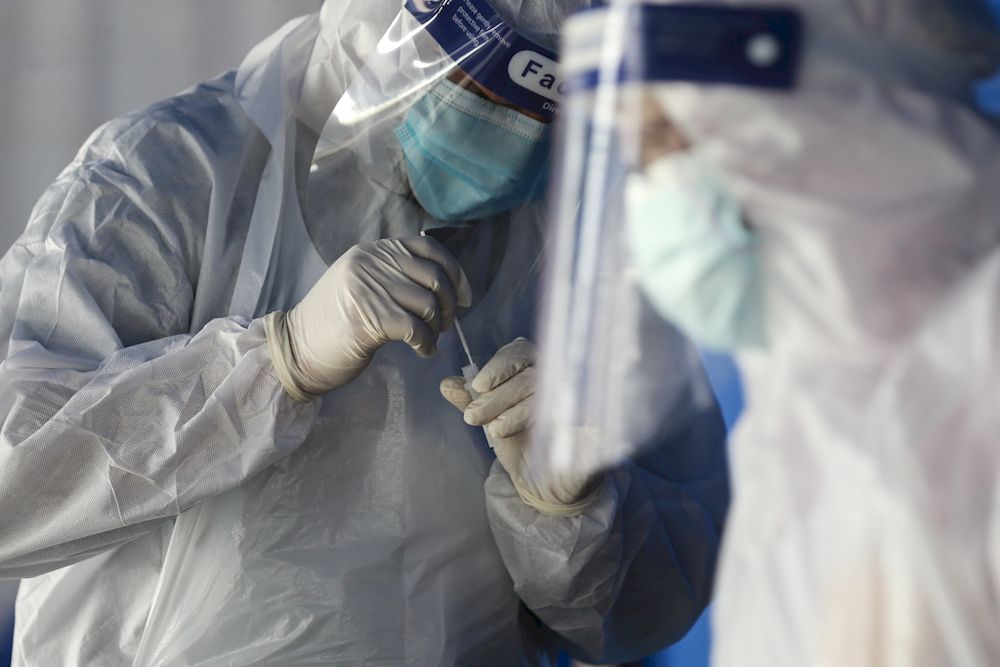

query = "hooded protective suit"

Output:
[[613, 0, 1000, 664], [0, 1, 728, 665]]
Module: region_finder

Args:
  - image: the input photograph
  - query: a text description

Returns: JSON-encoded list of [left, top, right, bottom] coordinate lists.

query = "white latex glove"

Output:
[[440, 338, 605, 517], [266, 237, 472, 401]]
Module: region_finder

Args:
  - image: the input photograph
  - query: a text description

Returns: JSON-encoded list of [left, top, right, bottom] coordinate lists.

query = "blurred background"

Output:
[[0, 1, 997, 666]]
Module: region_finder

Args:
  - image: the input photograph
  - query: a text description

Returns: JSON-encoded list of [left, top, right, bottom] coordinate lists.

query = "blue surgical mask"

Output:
[[395, 79, 550, 222], [626, 154, 765, 350]]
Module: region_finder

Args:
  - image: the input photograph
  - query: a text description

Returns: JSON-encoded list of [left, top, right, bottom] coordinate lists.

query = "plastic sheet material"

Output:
[[531, 4, 744, 482]]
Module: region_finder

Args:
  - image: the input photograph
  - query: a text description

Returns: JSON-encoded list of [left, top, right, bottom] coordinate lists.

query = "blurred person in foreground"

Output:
[[600, 0, 1000, 663]]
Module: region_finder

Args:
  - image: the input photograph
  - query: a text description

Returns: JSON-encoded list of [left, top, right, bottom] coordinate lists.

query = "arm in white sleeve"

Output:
[[0, 159, 316, 578], [485, 395, 729, 663]]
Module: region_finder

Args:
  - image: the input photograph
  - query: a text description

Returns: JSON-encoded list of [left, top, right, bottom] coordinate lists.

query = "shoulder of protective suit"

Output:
[[72, 69, 255, 175], [3, 69, 264, 287]]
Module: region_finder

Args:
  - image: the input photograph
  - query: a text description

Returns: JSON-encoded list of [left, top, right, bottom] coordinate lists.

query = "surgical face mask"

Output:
[[395, 79, 550, 223], [625, 154, 765, 350]]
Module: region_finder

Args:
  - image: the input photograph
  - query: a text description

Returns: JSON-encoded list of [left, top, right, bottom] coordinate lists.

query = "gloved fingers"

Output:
[[387, 282, 444, 337], [392, 254, 457, 333], [465, 366, 535, 425], [491, 435, 528, 483], [471, 337, 536, 394], [484, 395, 533, 439], [439, 376, 473, 411], [397, 237, 473, 307], [380, 308, 438, 358]]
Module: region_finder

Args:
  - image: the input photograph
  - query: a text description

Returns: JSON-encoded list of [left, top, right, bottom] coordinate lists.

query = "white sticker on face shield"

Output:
[[508, 50, 565, 103], [746, 33, 782, 68]]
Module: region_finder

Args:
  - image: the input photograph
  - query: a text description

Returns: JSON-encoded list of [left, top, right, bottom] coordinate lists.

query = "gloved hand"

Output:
[[440, 338, 605, 517], [266, 237, 472, 401]]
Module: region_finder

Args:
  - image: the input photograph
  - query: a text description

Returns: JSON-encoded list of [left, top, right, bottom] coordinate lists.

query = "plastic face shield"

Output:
[[314, 0, 564, 162], [530, 3, 802, 480]]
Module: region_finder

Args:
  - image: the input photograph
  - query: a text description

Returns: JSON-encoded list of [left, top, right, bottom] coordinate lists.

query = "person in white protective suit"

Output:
[[607, 0, 1000, 664], [0, 1, 729, 665]]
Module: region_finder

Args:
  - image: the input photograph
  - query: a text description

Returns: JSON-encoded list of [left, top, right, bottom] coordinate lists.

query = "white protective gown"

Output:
[[0, 3, 728, 665], [639, 0, 1000, 664]]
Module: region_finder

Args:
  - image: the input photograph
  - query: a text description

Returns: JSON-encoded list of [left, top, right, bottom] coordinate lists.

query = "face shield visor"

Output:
[[311, 0, 567, 224], [529, 3, 803, 480]]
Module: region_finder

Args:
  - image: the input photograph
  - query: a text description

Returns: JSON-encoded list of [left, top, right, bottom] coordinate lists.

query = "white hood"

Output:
[[643, 0, 1000, 360]]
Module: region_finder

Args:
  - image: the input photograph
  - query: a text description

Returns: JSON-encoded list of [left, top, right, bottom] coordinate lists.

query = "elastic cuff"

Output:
[[511, 474, 608, 518], [264, 311, 321, 403]]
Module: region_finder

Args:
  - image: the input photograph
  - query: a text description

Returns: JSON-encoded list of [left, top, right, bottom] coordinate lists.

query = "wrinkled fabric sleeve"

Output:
[[0, 130, 316, 579], [485, 395, 728, 663]]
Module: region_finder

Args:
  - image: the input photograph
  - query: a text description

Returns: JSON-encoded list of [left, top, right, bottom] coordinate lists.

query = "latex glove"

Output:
[[266, 237, 472, 401], [440, 338, 605, 517]]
